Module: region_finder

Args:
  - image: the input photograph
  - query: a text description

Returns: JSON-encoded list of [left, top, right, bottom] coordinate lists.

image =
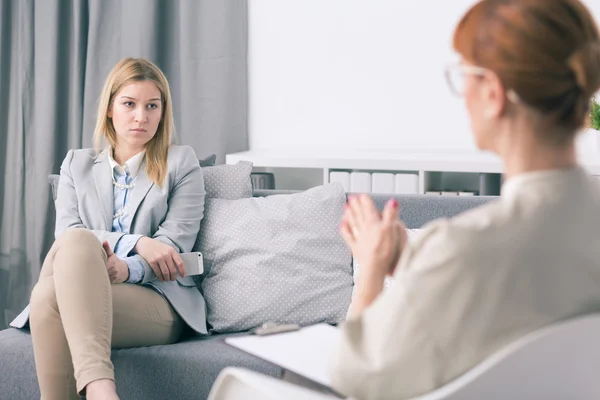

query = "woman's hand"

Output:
[[134, 237, 185, 281], [340, 195, 407, 279], [102, 241, 130, 284], [340, 195, 409, 318]]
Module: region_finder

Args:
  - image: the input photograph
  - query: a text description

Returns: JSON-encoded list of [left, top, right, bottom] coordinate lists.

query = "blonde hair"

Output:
[[93, 57, 175, 186]]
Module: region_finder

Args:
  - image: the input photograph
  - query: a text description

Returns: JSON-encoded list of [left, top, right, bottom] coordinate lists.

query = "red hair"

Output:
[[454, 0, 600, 139]]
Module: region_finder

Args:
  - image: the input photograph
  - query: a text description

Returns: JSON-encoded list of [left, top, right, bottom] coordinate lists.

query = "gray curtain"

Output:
[[0, 0, 248, 330]]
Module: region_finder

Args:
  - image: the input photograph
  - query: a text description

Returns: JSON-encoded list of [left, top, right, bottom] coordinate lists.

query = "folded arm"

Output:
[[54, 147, 205, 285], [133, 147, 205, 284]]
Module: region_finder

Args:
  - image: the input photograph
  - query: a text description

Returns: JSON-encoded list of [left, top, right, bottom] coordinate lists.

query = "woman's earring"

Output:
[[507, 90, 521, 104]]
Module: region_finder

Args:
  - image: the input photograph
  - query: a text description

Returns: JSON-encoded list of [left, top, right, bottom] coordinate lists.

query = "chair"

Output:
[[208, 368, 342, 400], [208, 313, 600, 400]]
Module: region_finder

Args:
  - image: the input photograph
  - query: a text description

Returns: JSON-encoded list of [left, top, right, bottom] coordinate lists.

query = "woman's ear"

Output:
[[484, 72, 508, 119]]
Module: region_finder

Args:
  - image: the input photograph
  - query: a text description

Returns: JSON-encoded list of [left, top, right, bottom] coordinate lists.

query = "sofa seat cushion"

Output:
[[0, 328, 282, 400]]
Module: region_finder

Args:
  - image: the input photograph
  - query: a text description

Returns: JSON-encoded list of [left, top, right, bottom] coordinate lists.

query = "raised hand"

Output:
[[340, 195, 407, 279]]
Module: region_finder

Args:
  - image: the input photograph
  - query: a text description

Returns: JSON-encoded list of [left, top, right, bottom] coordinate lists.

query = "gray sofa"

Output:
[[0, 190, 494, 400]]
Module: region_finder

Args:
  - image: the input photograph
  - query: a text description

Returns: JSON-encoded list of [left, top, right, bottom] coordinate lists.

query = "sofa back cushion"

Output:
[[195, 183, 353, 333], [202, 161, 253, 199]]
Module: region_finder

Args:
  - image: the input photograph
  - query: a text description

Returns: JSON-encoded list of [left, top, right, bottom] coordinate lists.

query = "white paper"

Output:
[[226, 323, 340, 387]]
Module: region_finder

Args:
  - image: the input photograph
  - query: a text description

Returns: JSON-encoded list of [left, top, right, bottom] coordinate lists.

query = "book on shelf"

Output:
[[395, 173, 419, 195], [372, 173, 395, 194], [350, 172, 372, 193], [329, 171, 351, 192]]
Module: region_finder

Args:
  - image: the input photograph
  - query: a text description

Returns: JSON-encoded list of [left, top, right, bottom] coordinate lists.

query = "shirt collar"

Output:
[[107, 148, 146, 178], [501, 166, 585, 199]]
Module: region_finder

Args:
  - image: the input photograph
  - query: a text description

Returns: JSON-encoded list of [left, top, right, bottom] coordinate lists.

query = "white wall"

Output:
[[248, 0, 600, 153]]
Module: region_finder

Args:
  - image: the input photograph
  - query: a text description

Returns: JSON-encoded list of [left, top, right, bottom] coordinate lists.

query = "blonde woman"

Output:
[[334, 0, 600, 399], [14, 58, 206, 400]]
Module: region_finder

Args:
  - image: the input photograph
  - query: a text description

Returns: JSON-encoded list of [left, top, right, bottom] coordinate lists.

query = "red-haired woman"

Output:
[[333, 1, 600, 399]]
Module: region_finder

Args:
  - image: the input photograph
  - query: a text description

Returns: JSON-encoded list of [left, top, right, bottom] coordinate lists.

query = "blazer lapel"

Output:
[[93, 151, 114, 230], [127, 160, 154, 227]]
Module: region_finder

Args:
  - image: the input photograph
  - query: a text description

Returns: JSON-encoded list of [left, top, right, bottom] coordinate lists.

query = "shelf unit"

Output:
[[226, 149, 600, 195]]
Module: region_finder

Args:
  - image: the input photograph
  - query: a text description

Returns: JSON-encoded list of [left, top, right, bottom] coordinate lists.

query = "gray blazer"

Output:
[[12, 145, 208, 334]]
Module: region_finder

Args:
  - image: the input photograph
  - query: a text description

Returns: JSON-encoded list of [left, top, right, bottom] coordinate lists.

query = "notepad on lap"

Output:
[[225, 323, 340, 388]]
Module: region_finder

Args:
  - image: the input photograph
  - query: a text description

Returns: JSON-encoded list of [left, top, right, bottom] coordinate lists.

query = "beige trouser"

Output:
[[29, 229, 185, 400]]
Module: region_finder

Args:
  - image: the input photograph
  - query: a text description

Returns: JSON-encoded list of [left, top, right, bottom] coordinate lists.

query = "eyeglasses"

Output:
[[444, 64, 489, 96], [444, 63, 522, 103]]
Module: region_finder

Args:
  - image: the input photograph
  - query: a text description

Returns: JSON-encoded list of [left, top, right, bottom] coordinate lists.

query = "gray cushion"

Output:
[[254, 191, 496, 229], [196, 183, 353, 333], [0, 329, 38, 399], [0, 328, 282, 400], [365, 194, 496, 229], [200, 154, 217, 167], [202, 161, 253, 199]]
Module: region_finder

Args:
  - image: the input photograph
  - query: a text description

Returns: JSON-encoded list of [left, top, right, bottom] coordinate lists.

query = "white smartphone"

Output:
[[179, 252, 204, 276]]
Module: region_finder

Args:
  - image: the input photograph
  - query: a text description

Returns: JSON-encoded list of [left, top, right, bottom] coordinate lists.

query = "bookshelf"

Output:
[[226, 149, 600, 196]]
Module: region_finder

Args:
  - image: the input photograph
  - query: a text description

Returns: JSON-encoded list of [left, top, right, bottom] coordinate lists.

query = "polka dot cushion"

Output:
[[196, 183, 353, 333], [202, 161, 253, 199]]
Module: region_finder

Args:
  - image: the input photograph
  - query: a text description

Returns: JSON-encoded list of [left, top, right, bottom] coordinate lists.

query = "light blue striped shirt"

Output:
[[108, 150, 146, 283]]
